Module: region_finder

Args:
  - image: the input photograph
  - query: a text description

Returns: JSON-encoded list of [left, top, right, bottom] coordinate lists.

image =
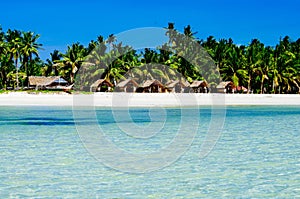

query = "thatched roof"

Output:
[[189, 80, 208, 88], [141, 79, 164, 88], [216, 81, 234, 89], [165, 80, 190, 88], [29, 76, 68, 86], [116, 79, 139, 88], [181, 80, 190, 87], [91, 79, 113, 88]]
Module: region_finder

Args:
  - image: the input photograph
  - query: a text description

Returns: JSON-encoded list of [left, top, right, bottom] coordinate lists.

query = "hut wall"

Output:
[[124, 82, 136, 92]]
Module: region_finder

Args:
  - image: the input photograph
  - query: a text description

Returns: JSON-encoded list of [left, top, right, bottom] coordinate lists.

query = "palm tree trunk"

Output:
[[70, 73, 74, 84], [292, 80, 300, 94], [25, 63, 28, 87], [27, 55, 32, 88], [247, 74, 251, 94], [15, 58, 19, 90], [260, 76, 265, 94]]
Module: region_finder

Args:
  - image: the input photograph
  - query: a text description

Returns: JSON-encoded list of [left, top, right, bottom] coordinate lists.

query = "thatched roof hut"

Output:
[[90, 79, 113, 92], [115, 79, 139, 92], [216, 81, 235, 93], [189, 80, 209, 93], [165, 80, 190, 93], [142, 80, 163, 87], [29, 76, 69, 90], [137, 79, 165, 93]]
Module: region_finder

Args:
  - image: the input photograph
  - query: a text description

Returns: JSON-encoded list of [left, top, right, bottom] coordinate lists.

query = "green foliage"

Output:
[[1, 24, 300, 94], [0, 28, 42, 89]]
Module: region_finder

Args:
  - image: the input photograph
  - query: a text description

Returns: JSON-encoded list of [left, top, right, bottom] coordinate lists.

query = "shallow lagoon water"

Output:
[[0, 106, 299, 198]]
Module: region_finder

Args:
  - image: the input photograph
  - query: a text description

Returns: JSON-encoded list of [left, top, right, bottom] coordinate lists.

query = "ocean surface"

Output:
[[0, 106, 299, 198]]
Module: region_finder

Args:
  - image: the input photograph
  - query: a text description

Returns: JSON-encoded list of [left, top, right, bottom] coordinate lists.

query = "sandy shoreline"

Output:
[[0, 92, 300, 107]]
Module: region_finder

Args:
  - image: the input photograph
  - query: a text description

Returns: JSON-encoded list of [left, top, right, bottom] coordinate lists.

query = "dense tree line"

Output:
[[0, 23, 300, 93]]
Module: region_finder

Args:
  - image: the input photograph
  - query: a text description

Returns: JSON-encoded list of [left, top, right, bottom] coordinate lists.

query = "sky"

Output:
[[1, 0, 299, 60]]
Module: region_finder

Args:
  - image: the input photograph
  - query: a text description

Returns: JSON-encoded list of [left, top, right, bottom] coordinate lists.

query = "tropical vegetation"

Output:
[[0, 23, 300, 94]]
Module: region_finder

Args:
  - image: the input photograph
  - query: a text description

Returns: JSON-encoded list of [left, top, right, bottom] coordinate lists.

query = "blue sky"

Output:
[[1, 0, 299, 60]]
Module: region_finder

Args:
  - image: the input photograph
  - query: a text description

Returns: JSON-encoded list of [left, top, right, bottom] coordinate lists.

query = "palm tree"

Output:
[[257, 46, 273, 93], [81, 37, 109, 87], [205, 38, 230, 73], [0, 54, 14, 89], [184, 25, 198, 38], [245, 39, 264, 93], [0, 26, 5, 54], [50, 50, 62, 75], [20, 31, 42, 87], [202, 37, 234, 88], [271, 36, 297, 93], [0, 40, 14, 89], [43, 50, 62, 76], [113, 48, 141, 79], [222, 44, 247, 88], [0, 27, 15, 89], [58, 43, 87, 83], [106, 34, 116, 45], [5, 29, 22, 89]]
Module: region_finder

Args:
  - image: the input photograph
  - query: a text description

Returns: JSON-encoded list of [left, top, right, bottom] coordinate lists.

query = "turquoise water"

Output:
[[0, 106, 299, 198]]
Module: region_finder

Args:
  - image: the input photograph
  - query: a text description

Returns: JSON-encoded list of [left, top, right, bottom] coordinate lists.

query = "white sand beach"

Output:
[[0, 92, 300, 107]]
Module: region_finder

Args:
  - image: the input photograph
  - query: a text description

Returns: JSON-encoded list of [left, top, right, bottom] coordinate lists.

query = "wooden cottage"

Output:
[[90, 79, 113, 92], [189, 80, 209, 93], [115, 79, 139, 92], [165, 80, 190, 93], [137, 79, 165, 93], [216, 81, 235, 93], [28, 76, 69, 90]]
